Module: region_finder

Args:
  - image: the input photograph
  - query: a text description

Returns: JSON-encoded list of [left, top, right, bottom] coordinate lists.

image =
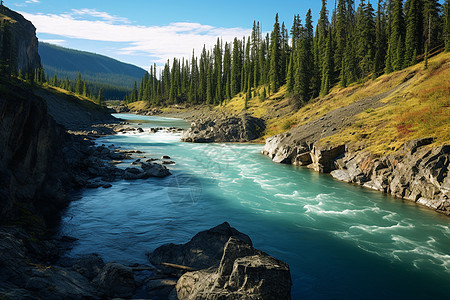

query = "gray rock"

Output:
[[141, 162, 171, 178], [148, 222, 252, 271], [26, 266, 97, 300], [93, 262, 136, 298], [72, 253, 105, 280], [182, 115, 265, 143], [176, 237, 292, 300]]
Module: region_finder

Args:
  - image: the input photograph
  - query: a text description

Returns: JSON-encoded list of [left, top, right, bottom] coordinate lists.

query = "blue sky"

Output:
[[12, 0, 335, 70]]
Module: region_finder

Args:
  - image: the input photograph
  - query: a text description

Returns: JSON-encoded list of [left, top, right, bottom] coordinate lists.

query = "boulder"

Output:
[[141, 162, 171, 178], [176, 237, 292, 300], [182, 115, 265, 143], [148, 222, 252, 271], [93, 262, 136, 298], [72, 253, 105, 280]]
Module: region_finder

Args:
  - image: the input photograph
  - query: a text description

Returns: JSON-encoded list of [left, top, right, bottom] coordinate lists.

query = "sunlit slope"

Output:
[[222, 52, 449, 154]]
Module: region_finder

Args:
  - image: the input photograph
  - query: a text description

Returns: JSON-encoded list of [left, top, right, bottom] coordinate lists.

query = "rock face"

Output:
[[148, 222, 292, 300], [330, 139, 450, 214], [0, 6, 41, 74], [182, 114, 265, 143], [0, 80, 70, 222]]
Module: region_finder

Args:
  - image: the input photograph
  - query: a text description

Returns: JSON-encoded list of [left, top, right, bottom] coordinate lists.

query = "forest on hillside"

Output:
[[127, 0, 449, 107]]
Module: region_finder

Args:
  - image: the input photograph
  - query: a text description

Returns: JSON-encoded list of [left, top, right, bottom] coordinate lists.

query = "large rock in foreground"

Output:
[[148, 222, 292, 299], [148, 222, 252, 271], [182, 115, 265, 143], [176, 237, 292, 300]]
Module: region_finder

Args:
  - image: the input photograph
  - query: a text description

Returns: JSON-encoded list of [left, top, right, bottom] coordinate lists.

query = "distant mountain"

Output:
[[39, 42, 146, 91]]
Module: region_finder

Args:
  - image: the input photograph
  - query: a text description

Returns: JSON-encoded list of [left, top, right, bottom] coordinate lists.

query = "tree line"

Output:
[[129, 0, 449, 107]]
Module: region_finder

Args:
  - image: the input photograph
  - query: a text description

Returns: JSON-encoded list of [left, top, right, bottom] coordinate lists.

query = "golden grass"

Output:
[[219, 52, 449, 154], [320, 52, 450, 154]]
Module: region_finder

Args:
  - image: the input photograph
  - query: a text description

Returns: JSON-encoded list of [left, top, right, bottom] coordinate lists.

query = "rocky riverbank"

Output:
[[0, 222, 291, 299], [263, 132, 450, 215]]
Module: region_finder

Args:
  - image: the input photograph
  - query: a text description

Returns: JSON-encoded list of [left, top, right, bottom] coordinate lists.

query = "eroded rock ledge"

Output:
[[182, 114, 265, 143], [263, 136, 450, 215]]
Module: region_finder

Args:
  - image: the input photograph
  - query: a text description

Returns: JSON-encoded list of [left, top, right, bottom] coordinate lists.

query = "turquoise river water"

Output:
[[58, 114, 450, 299]]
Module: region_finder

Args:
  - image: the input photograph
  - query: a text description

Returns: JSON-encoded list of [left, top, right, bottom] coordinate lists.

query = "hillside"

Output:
[[221, 51, 449, 154], [39, 42, 146, 93]]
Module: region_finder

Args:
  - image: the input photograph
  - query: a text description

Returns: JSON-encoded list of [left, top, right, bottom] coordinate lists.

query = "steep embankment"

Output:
[[35, 85, 117, 131]]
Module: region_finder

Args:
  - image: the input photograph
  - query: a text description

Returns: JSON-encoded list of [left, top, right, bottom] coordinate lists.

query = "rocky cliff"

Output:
[[0, 5, 41, 74], [0, 78, 70, 223]]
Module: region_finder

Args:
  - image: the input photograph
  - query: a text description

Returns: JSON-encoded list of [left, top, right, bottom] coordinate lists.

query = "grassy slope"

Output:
[[223, 52, 450, 154]]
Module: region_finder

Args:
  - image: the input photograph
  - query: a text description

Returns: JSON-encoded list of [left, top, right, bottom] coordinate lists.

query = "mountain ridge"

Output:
[[39, 42, 146, 90]]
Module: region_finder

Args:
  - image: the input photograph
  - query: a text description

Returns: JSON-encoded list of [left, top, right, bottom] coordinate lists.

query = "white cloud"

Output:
[[39, 39, 66, 45], [20, 10, 251, 66], [71, 8, 130, 24], [26, 0, 40, 3]]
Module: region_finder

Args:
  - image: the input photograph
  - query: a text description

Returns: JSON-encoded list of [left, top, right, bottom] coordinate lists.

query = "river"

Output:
[[58, 114, 450, 299]]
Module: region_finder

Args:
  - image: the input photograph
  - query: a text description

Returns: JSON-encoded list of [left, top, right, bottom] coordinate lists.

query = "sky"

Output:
[[11, 0, 335, 70]]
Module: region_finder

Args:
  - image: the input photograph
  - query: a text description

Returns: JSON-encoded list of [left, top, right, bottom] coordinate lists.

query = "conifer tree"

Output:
[[356, 0, 376, 77], [321, 30, 334, 95], [214, 38, 223, 104], [374, 0, 388, 75], [231, 38, 242, 96], [97, 88, 104, 106], [269, 13, 282, 92], [445, 0, 450, 52], [286, 52, 295, 93], [223, 42, 232, 101], [405, 0, 423, 66], [386, 0, 405, 72]]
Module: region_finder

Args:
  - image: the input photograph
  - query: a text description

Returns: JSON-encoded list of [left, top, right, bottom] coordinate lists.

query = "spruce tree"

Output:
[[269, 13, 282, 92], [231, 38, 242, 96], [404, 0, 423, 66], [97, 88, 104, 106], [321, 27, 334, 95], [75, 72, 83, 94], [286, 52, 295, 93], [223, 42, 232, 100], [356, 0, 376, 77], [214, 38, 223, 104], [374, 0, 388, 75], [445, 0, 450, 52], [386, 0, 405, 72]]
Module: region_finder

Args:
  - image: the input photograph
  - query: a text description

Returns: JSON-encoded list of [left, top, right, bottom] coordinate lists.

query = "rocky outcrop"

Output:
[[182, 114, 265, 143], [330, 139, 450, 214], [264, 128, 450, 215], [148, 222, 292, 299], [0, 6, 41, 74]]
